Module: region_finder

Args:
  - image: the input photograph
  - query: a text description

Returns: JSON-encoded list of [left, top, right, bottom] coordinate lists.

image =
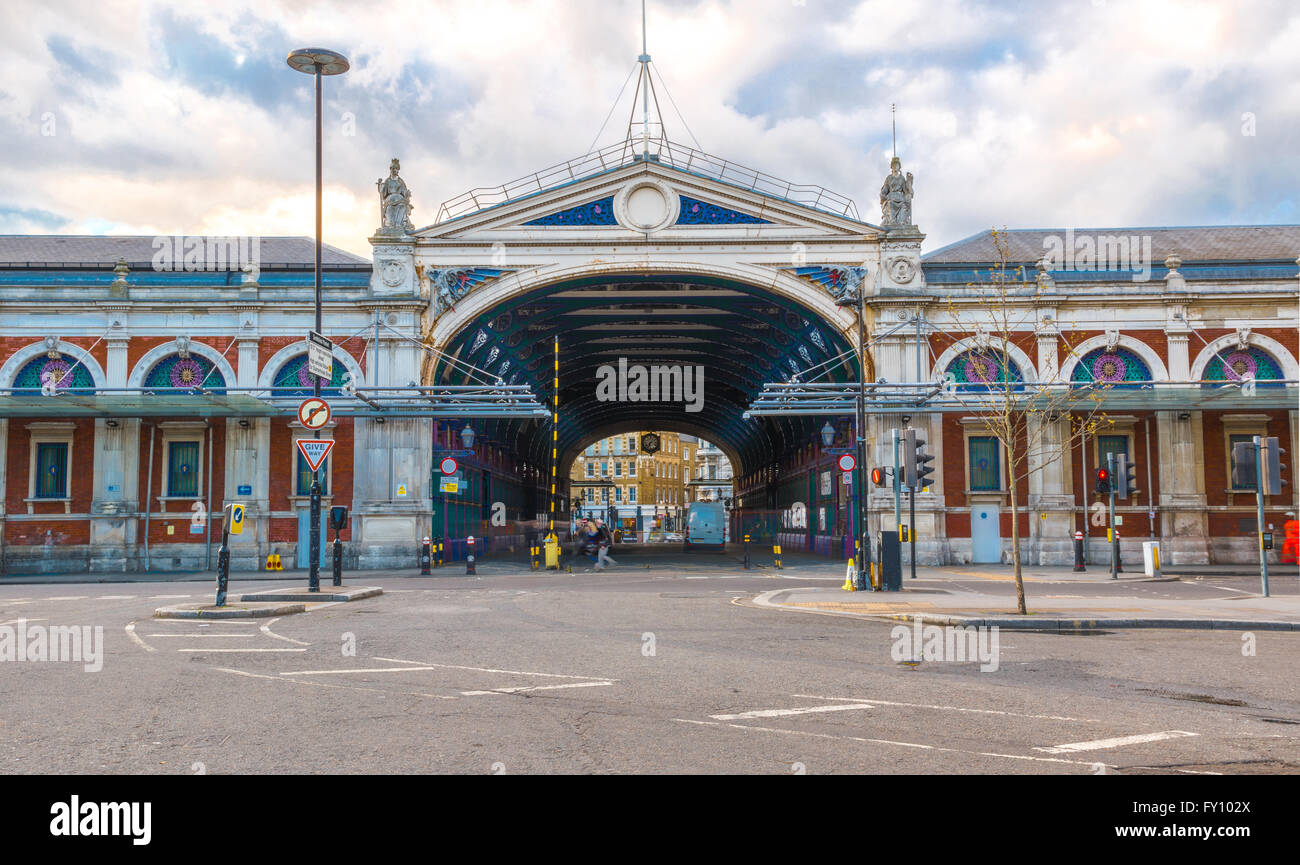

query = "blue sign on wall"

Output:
[[237, 485, 252, 495]]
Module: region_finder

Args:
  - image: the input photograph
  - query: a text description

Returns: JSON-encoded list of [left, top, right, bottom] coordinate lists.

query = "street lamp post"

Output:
[[287, 47, 349, 592]]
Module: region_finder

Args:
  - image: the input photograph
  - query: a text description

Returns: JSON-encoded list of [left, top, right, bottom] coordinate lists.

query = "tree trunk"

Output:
[[1009, 445, 1027, 614]]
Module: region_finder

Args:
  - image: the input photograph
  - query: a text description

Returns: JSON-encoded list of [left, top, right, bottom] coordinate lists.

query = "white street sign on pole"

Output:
[[307, 331, 334, 381]]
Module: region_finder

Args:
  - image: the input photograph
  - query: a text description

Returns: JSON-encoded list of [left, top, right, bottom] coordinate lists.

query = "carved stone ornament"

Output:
[[886, 255, 916, 284], [1105, 329, 1120, 352], [381, 259, 406, 287], [44, 335, 60, 359], [1236, 327, 1251, 350], [175, 335, 191, 359]]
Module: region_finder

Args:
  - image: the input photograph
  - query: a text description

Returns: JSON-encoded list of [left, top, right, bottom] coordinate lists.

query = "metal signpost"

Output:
[[216, 503, 245, 607]]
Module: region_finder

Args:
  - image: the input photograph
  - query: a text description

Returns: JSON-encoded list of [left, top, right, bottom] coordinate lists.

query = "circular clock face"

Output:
[[640, 433, 661, 455]]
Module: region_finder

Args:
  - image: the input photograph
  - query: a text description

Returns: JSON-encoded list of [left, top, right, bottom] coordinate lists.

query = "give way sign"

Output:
[[296, 439, 334, 472]]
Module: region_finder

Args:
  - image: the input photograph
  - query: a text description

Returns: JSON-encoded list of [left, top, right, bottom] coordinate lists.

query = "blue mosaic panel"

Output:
[[143, 354, 226, 392], [788, 266, 856, 292], [523, 197, 617, 226], [271, 353, 348, 396], [945, 350, 1023, 388], [12, 353, 96, 393], [1204, 347, 1284, 383], [1071, 347, 1152, 386], [676, 196, 771, 225]]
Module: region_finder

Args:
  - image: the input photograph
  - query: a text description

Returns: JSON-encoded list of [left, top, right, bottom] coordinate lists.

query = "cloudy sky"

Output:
[[1, 0, 1296, 256]]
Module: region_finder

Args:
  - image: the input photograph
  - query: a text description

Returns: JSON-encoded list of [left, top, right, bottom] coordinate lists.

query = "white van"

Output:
[[685, 502, 726, 552]]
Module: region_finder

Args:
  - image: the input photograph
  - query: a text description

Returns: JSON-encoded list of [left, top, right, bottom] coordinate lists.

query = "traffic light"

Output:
[[870, 466, 888, 487], [903, 428, 935, 489], [1262, 436, 1287, 495], [1114, 454, 1139, 499], [1232, 440, 1256, 489], [1095, 467, 1110, 495]]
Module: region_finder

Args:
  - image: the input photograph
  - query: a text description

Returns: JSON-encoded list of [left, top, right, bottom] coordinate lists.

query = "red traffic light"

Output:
[[1097, 468, 1109, 482], [870, 467, 887, 486]]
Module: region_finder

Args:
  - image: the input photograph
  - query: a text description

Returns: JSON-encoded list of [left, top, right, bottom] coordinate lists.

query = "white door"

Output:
[[971, 505, 1000, 563]]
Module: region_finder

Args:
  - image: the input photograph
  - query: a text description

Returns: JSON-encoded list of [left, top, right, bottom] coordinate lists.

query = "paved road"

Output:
[[2, 567, 1298, 774]]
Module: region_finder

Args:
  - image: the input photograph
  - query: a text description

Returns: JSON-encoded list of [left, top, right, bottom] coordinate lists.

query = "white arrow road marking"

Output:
[[214, 666, 456, 700], [711, 703, 876, 721], [124, 621, 155, 653], [145, 633, 256, 638], [260, 617, 311, 646], [177, 648, 307, 653], [371, 657, 613, 681], [1034, 731, 1197, 754], [792, 694, 1106, 724], [461, 681, 614, 696]]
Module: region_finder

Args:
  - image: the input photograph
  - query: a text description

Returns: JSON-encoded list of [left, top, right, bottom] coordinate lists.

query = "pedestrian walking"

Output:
[[594, 518, 618, 570]]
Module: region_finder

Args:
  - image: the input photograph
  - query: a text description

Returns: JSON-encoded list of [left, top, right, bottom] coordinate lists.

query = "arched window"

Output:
[[13, 353, 95, 393], [142, 354, 226, 393], [1070, 347, 1152, 387], [944, 349, 1023, 390], [270, 354, 349, 396], [1204, 347, 1284, 385]]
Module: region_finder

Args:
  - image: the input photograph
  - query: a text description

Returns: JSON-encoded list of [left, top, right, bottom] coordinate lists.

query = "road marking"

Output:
[[177, 648, 307, 653], [124, 621, 155, 653], [149, 594, 193, 600], [792, 694, 1106, 724], [461, 681, 614, 696], [145, 633, 256, 638], [46, 596, 87, 601], [711, 703, 875, 721], [213, 666, 456, 700], [152, 619, 259, 625], [372, 657, 613, 681], [674, 719, 1114, 769], [0, 617, 46, 627], [280, 665, 450, 676], [96, 595, 136, 600], [260, 617, 311, 646], [1034, 731, 1197, 754]]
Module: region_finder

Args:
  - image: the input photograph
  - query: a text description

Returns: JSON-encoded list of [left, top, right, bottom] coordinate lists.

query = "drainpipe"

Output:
[[1144, 415, 1155, 540], [1079, 429, 1088, 565], [143, 423, 155, 571]]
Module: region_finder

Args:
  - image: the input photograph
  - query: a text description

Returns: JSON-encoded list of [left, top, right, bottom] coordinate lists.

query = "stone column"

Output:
[[90, 418, 141, 572], [1156, 410, 1209, 563]]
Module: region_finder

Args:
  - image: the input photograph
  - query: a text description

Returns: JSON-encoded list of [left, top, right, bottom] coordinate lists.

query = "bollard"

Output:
[[773, 543, 783, 570], [1115, 530, 1123, 573], [420, 536, 431, 576], [216, 540, 230, 607], [743, 533, 751, 569], [332, 537, 343, 586], [1073, 530, 1086, 572], [466, 535, 477, 575]]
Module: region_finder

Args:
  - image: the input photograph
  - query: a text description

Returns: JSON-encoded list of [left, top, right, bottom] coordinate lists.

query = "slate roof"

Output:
[[0, 235, 370, 267], [923, 225, 1300, 264]]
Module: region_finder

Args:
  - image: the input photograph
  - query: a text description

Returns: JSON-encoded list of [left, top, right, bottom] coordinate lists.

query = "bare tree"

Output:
[[939, 229, 1114, 614]]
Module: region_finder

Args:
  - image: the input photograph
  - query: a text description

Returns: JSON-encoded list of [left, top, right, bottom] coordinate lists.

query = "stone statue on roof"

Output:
[[879, 156, 914, 227], [377, 158, 414, 235]]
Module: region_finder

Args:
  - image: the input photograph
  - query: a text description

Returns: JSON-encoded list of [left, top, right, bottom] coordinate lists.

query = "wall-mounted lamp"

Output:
[[819, 422, 835, 447], [460, 424, 477, 449], [105, 419, 119, 428], [238, 418, 251, 428], [1178, 412, 1191, 421], [900, 414, 911, 426]]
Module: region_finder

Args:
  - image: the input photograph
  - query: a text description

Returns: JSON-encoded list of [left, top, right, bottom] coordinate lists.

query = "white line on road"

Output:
[[124, 622, 155, 653], [674, 718, 1115, 769], [461, 681, 614, 696], [260, 617, 311, 646], [148, 594, 193, 599], [46, 596, 87, 601], [792, 694, 1106, 724], [711, 704, 875, 721], [0, 617, 46, 626], [213, 666, 457, 699], [372, 657, 615, 681], [145, 633, 256, 638], [96, 595, 136, 600], [1034, 731, 1197, 754], [177, 648, 307, 653]]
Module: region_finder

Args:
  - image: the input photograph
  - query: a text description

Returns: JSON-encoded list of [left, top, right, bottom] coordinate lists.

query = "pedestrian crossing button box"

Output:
[[330, 506, 349, 532]]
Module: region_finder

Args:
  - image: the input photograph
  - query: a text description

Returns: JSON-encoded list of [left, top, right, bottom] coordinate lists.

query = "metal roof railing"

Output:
[[434, 138, 860, 224]]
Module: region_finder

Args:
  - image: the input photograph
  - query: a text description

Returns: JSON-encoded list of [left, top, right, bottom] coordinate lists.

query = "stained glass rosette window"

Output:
[[143, 355, 226, 393], [13, 353, 96, 394], [1070, 348, 1152, 388], [1204, 347, 1284, 386], [271, 354, 348, 397], [944, 350, 1023, 391]]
